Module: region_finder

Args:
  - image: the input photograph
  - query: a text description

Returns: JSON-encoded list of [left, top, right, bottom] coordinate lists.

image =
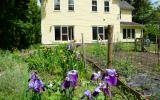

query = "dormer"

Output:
[[120, 0, 134, 22]]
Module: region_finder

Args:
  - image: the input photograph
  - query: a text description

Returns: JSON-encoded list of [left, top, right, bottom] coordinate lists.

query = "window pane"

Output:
[[68, 26, 74, 40], [105, 1, 109, 6], [123, 29, 126, 39], [93, 27, 97, 40], [68, 0, 74, 11], [62, 35, 68, 41], [54, 0, 60, 10], [127, 29, 130, 38], [69, 0, 74, 4], [132, 29, 135, 38], [105, 27, 108, 39], [104, 1, 109, 12], [69, 5, 74, 10], [62, 27, 67, 34], [92, 6, 97, 11], [98, 27, 103, 34], [92, 0, 97, 11], [92, 0, 97, 5], [105, 7, 109, 12], [55, 26, 61, 40]]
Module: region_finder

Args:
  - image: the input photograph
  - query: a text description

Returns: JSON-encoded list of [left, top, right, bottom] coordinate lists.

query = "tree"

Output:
[[144, 6, 160, 38], [0, 0, 40, 50], [132, 0, 153, 24], [124, 0, 153, 24]]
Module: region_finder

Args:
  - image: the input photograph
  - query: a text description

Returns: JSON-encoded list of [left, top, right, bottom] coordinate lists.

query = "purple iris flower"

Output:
[[62, 70, 78, 90], [28, 71, 45, 93], [84, 90, 92, 97], [91, 71, 101, 81], [105, 69, 118, 86], [68, 70, 78, 88], [34, 79, 45, 93], [30, 71, 38, 81], [92, 83, 103, 97], [62, 77, 70, 90], [102, 85, 109, 96], [81, 90, 92, 100]]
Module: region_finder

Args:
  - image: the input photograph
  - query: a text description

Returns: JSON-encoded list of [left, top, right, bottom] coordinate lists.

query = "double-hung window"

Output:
[[123, 29, 135, 39], [92, 0, 97, 11], [92, 26, 108, 40], [104, 0, 109, 12], [54, 0, 60, 10], [55, 26, 74, 41], [68, 0, 74, 11]]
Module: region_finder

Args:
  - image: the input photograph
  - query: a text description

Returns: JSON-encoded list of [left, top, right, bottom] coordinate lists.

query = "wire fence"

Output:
[[81, 37, 160, 98]]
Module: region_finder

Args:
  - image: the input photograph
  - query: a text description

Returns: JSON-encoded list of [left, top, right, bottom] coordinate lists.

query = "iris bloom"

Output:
[[62, 77, 70, 90], [62, 70, 78, 90], [28, 71, 45, 93], [92, 83, 104, 97], [91, 71, 101, 81], [105, 69, 118, 86], [81, 90, 92, 100], [102, 85, 109, 96]]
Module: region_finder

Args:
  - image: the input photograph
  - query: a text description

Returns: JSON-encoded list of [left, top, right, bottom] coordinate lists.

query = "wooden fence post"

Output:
[[81, 33, 86, 69], [107, 25, 113, 69]]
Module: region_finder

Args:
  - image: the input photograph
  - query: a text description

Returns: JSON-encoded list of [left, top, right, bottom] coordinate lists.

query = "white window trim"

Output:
[[68, 0, 74, 11], [104, 0, 110, 13], [92, 26, 108, 41], [92, 0, 98, 12], [54, 26, 74, 41], [54, 0, 60, 11], [123, 28, 135, 39]]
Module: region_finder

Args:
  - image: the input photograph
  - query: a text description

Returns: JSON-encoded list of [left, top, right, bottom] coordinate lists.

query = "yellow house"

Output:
[[41, 0, 143, 44]]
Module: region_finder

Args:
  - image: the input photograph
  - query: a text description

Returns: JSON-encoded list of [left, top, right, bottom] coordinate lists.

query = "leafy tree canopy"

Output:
[[0, 0, 40, 50]]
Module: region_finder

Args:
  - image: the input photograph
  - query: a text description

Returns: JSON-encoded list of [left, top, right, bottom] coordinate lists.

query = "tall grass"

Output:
[[0, 50, 29, 100]]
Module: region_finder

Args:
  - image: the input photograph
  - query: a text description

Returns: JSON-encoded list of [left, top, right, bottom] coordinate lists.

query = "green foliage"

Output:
[[0, 50, 29, 100], [113, 42, 135, 51], [114, 59, 138, 78], [125, 0, 153, 24], [25, 44, 84, 77], [0, 0, 40, 49]]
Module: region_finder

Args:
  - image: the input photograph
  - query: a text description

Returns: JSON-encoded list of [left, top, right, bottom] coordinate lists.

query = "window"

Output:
[[132, 29, 135, 38], [123, 29, 135, 39], [54, 26, 74, 41], [54, 0, 60, 10], [104, 0, 109, 12], [68, 0, 74, 11], [92, 0, 97, 11], [123, 29, 126, 39], [55, 26, 61, 40], [92, 26, 108, 40]]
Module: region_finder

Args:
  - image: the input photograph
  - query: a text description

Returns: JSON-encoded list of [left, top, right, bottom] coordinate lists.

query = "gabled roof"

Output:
[[120, 0, 135, 10], [120, 21, 144, 27]]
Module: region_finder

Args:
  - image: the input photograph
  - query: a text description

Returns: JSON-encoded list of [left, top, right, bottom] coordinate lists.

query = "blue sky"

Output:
[[150, 0, 160, 7], [150, 0, 159, 4]]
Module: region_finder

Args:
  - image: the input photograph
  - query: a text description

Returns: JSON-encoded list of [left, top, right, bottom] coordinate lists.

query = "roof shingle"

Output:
[[120, 21, 144, 27], [120, 0, 134, 10]]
